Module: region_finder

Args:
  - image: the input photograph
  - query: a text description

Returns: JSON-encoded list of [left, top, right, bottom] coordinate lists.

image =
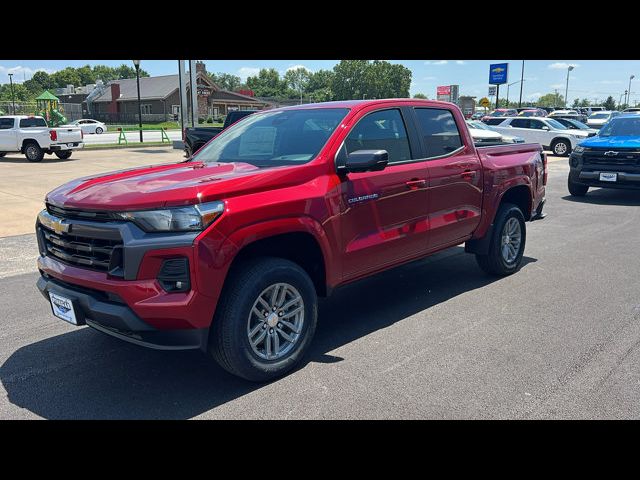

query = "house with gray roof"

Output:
[[88, 63, 271, 123]]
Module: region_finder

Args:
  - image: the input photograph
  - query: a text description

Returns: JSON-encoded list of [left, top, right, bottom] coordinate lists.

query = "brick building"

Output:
[[89, 63, 271, 123]]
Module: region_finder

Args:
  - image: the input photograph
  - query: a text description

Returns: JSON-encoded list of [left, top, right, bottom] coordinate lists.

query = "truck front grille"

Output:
[[40, 225, 123, 273], [582, 149, 640, 168], [46, 203, 114, 222]]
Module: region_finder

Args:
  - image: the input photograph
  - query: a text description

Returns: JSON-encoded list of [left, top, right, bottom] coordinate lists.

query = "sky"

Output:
[[1, 59, 640, 105]]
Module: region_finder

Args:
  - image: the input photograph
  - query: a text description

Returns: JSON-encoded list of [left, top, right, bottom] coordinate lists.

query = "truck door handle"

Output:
[[461, 170, 476, 180], [405, 179, 427, 189]]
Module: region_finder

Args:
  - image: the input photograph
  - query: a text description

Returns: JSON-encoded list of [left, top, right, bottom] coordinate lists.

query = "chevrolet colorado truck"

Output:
[[183, 109, 257, 157], [568, 113, 640, 195], [0, 115, 84, 162], [35, 99, 546, 381]]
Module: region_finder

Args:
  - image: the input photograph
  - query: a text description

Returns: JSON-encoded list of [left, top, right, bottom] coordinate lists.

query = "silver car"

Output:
[[67, 119, 107, 134]]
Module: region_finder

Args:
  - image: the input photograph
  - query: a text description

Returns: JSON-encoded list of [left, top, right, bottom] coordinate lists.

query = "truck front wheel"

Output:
[[209, 257, 318, 382], [54, 151, 73, 160], [475, 202, 526, 276], [568, 177, 589, 196], [24, 142, 44, 162], [0, 152, 6, 158]]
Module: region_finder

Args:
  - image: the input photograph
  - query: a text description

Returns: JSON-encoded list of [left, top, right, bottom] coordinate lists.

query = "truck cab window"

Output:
[[0, 118, 14, 129], [345, 109, 412, 163], [414, 108, 462, 157]]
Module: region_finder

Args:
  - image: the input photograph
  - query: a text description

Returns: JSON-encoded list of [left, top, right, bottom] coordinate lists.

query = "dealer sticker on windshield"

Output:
[[599, 172, 617, 182], [49, 292, 78, 325]]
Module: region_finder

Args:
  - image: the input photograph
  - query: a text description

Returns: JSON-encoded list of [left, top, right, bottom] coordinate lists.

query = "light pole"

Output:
[[133, 60, 143, 143], [8, 73, 16, 114], [506, 80, 520, 106], [565, 65, 574, 108], [518, 60, 525, 108], [619, 92, 625, 108], [627, 75, 635, 107]]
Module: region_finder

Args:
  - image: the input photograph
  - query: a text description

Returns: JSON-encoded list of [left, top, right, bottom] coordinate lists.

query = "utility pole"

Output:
[[8, 73, 16, 114], [518, 60, 525, 108], [565, 65, 574, 108]]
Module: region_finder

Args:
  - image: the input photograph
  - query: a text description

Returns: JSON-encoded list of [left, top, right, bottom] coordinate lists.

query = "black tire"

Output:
[[209, 257, 318, 382], [24, 142, 44, 162], [0, 152, 6, 157], [551, 138, 571, 156], [568, 177, 589, 196], [95, 127, 103, 134], [475, 202, 526, 276], [54, 151, 72, 160]]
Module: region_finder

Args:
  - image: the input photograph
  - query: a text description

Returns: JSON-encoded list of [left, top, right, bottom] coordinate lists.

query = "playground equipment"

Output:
[[35, 91, 68, 127]]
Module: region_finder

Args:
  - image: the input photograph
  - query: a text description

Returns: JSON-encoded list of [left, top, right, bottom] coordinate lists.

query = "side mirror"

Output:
[[542, 126, 550, 131], [341, 149, 389, 173]]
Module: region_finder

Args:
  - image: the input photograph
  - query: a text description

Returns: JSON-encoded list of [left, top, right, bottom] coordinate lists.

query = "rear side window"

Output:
[[510, 118, 531, 128], [484, 118, 506, 126], [0, 118, 14, 129], [19, 117, 47, 128], [413, 108, 462, 157], [345, 109, 412, 163]]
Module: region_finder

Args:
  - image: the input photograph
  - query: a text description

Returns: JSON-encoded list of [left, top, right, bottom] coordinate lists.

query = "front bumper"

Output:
[[570, 166, 640, 190], [37, 274, 207, 350]]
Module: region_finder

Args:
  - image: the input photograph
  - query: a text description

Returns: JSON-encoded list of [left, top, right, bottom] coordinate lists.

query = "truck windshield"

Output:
[[598, 117, 640, 137], [193, 108, 349, 167]]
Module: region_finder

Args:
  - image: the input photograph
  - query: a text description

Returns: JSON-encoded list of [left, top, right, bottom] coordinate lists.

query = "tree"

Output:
[[50, 67, 82, 88], [331, 60, 412, 100], [32, 71, 52, 90], [284, 67, 312, 101], [210, 72, 242, 91], [413, 93, 427, 99], [572, 98, 580, 108], [246, 68, 286, 97], [603, 96, 616, 111], [536, 92, 564, 107]]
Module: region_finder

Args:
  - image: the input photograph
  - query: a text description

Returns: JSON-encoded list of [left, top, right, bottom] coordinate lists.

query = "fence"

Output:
[[89, 112, 175, 124], [0, 101, 85, 122]]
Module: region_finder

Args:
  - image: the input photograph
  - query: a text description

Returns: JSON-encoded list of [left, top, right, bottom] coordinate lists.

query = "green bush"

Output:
[[198, 117, 206, 124], [206, 116, 213, 123]]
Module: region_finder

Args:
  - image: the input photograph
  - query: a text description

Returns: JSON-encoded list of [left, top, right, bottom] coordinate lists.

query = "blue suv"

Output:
[[568, 113, 640, 196]]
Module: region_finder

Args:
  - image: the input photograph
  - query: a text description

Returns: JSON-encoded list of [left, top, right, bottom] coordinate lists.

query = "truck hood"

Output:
[[45, 160, 287, 210], [579, 136, 640, 149]]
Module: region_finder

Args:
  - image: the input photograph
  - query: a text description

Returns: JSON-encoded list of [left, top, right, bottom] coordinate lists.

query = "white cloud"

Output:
[[237, 67, 260, 81], [424, 60, 448, 66], [286, 64, 312, 73], [455, 60, 466, 65], [548, 62, 580, 70], [0, 65, 56, 83]]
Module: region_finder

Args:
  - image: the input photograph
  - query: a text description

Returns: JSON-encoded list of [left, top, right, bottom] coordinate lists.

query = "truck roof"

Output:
[[274, 98, 458, 112], [0, 115, 44, 119]]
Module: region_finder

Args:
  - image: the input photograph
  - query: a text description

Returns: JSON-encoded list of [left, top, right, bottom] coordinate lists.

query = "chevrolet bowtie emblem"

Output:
[[604, 151, 619, 156], [52, 219, 70, 234]]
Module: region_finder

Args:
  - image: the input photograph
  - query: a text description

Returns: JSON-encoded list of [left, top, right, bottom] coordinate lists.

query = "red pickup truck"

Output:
[[36, 99, 546, 381]]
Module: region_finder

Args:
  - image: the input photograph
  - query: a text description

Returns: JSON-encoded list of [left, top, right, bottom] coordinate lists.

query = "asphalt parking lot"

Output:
[[1, 149, 639, 419]]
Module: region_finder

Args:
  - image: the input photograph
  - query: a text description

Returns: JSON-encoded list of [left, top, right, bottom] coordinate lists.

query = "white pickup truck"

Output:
[[0, 115, 84, 162]]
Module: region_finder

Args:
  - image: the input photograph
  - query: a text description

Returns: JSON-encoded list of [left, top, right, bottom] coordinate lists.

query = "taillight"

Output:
[[50, 130, 57, 142], [542, 152, 548, 186]]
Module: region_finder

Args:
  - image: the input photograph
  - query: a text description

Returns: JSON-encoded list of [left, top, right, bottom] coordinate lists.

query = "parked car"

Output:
[[481, 108, 518, 121], [586, 110, 621, 129], [183, 110, 257, 157], [0, 115, 84, 162], [465, 120, 504, 145], [487, 116, 592, 156], [515, 107, 538, 113], [567, 113, 640, 196], [539, 107, 557, 114], [466, 120, 525, 143], [622, 107, 640, 113], [35, 99, 547, 382], [471, 111, 487, 120], [65, 119, 107, 134], [548, 109, 587, 123], [549, 117, 599, 136], [517, 109, 547, 117]]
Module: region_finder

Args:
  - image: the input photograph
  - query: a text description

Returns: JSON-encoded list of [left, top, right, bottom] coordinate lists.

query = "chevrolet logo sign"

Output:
[[38, 210, 71, 234], [492, 67, 505, 73], [604, 151, 619, 156]]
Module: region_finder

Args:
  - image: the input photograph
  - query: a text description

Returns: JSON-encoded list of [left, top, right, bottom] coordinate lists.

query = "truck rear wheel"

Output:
[[209, 257, 318, 382], [568, 177, 589, 196], [54, 151, 73, 160], [0, 152, 6, 158], [475, 202, 526, 276], [24, 142, 44, 162]]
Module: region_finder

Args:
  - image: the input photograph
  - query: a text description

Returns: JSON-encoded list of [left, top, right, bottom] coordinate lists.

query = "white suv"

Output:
[[484, 116, 592, 156]]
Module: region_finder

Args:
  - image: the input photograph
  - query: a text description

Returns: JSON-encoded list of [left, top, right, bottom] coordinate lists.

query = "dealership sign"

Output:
[[489, 63, 509, 85], [437, 85, 451, 95]]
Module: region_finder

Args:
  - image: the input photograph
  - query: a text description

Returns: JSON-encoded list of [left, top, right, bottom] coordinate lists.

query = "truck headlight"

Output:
[[573, 145, 585, 154], [117, 201, 224, 232]]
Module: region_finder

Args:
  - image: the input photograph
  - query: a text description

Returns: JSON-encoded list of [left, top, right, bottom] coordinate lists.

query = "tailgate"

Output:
[[53, 127, 83, 143]]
